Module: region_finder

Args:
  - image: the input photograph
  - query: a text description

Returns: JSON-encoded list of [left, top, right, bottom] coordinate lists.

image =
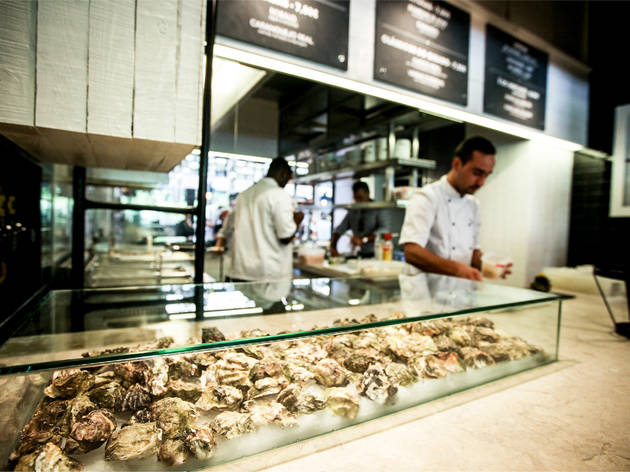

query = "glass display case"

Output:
[[0, 274, 561, 471]]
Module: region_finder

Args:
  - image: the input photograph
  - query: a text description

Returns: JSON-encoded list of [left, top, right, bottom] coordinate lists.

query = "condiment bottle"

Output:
[[382, 233, 393, 261]]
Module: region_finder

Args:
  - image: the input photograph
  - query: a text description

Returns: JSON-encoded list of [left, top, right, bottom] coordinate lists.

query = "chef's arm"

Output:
[[404, 242, 482, 281], [279, 211, 304, 245], [471, 249, 482, 271]]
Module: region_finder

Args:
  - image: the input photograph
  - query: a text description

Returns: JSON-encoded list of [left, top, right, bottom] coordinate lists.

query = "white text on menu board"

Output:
[[380, 0, 466, 91], [249, 0, 320, 48], [498, 42, 540, 121]]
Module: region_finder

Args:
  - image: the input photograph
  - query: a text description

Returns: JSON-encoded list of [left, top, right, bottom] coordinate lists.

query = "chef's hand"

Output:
[[501, 262, 513, 279], [294, 211, 304, 226], [350, 235, 363, 247], [455, 263, 483, 281]]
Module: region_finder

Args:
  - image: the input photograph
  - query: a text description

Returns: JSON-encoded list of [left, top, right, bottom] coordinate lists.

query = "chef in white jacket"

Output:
[[216, 157, 303, 282], [400, 136, 500, 281]]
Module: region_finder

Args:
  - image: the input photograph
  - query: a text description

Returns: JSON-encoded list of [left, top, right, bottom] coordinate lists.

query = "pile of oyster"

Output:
[[8, 317, 541, 470]]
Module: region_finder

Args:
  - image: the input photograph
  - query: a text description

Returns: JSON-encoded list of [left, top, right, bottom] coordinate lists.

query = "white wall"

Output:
[[476, 137, 573, 287]]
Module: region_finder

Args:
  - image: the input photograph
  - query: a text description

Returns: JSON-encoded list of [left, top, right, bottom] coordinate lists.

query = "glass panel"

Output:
[[0, 274, 559, 375], [0, 295, 558, 470]]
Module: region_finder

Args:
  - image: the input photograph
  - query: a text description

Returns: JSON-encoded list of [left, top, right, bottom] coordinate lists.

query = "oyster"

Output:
[[44, 369, 94, 399], [60, 395, 96, 434], [121, 384, 152, 411], [164, 379, 203, 403], [105, 422, 162, 461], [448, 326, 473, 347], [167, 358, 200, 380], [10, 399, 68, 461], [249, 357, 284, 381], [70, 409, 116, 452], [236, 344, 267, 360], [151, 397, 197, 439], [158, 439, 189, 466], [360, 363, 397, 404], [92, 371, 117, 388], [242, 400, 298, 428], [277, 384, 326, 414], [458, 346, 496, 369], [127, 408, 152, 425], [113, 362, 148, 388], [284, 343, 327, 365], [326, 387, 360, 419], [185, 426, 216, 460], [284, 363, 316, 383], [414, 352, 463, 379], [248, 376, 287, 399], [81, 346, 129, 358], [88, 381, 124, 411], [215, 352, 257, 390], [201, 326, 226, 343], [146, 358, 169, 397], [196, 384, 243, 412], [343, 351, 379, 374], [433, 334, 458, 352], [212, 411, 254, 439], [384, 362, 417, 387], [14, 442, 83, 472], [473, 326, 501, 344], [313, 359, 348, 387]]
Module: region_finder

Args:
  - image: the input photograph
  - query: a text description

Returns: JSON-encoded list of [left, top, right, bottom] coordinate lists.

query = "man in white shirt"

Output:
[[399, 136, 496, 281], [216, 158, 303, 281]]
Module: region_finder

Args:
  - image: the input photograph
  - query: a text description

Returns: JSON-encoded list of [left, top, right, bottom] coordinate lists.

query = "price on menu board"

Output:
[[484, 24, 548, 129], [374, 0, 470, 105], [217, 0, 349, 71]]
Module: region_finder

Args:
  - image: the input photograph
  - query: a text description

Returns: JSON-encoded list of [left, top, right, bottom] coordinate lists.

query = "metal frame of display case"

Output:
[[70, 0, 219, 289]]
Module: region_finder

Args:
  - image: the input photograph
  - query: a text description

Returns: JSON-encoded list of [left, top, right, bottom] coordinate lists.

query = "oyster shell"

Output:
[[167, 358, 200, 380], [146, 358, 169, 397], [249, 357, 284, 381], [473, 326, 501, 344], [277, 384, 326, 414], [201, 326, 226, 343], [158, 439, 189, 466], [360, 363, 397, 404], [127, 408, 152, 425], [60, 395, 96, 434], [70, 409, 116, 452], [384, 362, 417, 387], [44, 369, 94, 399], [215, 352, 257, 390], [326, 387, 359, 419], [88, 381, 124, 411], [343, 351, 379, 374], [105, 422, 162, 461], [242, 400, 298, 428], [121, 384, 152, 411], [459, 346, 496, 368], [14, 442, 83, 472], [248, 376, 287, 399], [151, 397, 197, 439], [164, 379, 203, 403], [284, 362, 316, 383], [433, 334, 458, 352], [212, 411, 254, 439], [448, 326, 473, 347], [196, 384, 243, 412], [313, 359, 348, 387], [113, 362, 148, 388], [185, 426, 216, 460]]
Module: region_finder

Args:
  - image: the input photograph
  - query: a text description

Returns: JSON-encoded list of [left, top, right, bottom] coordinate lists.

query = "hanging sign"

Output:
[[484, 24, 548, 129], [374, 0, 470, 105], [217, 0, 350, 71]]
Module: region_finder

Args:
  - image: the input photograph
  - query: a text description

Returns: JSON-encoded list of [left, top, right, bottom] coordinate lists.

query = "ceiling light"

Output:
[[214, 44, 583, 152], [210, 151, 309, 168]]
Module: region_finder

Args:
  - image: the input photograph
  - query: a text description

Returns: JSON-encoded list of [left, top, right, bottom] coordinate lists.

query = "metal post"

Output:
[[411, 126, 419, 159], [384, 165, 395, 202], [194, 0, 218, 284], [388, 122, 396, 160], [71, 166, 86, 288]]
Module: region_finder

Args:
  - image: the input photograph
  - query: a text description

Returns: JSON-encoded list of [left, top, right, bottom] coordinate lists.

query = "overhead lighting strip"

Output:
[[210, 150, 309, 168], [214, 44, 583, 152]]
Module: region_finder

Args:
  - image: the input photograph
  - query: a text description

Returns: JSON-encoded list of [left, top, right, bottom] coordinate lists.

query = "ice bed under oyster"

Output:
[[7, 315, 545, 471]]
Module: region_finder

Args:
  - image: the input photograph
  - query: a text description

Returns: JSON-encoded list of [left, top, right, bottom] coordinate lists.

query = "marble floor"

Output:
[[213, 291, 630, 472]]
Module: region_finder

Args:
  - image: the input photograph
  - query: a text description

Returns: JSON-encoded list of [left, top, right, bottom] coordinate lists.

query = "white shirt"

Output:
[[222, 177, 296, 281], [399, 175, 481, 267]]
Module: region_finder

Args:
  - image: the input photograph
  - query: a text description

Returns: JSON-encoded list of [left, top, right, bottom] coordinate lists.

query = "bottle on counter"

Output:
[[382, 233, 393, 261], [374, 232, 383, 260]]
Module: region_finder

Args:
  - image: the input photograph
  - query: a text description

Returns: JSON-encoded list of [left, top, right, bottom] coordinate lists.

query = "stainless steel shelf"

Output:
[[294, 158, 435, 184], [297, 200, 410, 211]]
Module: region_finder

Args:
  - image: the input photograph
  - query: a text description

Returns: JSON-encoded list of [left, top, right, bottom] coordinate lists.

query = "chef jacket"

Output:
[[221, 177, 296, 281], [333, 207, 385, 256], [399, 175, 481, 268]]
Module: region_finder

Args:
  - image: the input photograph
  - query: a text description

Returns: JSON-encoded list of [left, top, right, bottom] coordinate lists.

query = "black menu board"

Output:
[[484, 24, 548, 129], [217, 0, 349, 71], [374, 0, 470, 105]]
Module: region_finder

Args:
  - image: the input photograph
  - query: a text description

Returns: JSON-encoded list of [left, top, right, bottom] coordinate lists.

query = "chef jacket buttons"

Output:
[[452, 222, 455, 226], [452, 246, 456, 250]]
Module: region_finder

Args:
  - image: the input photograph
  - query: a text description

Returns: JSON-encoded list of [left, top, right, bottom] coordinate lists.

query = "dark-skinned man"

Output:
[[215, 157, 303, 281]]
